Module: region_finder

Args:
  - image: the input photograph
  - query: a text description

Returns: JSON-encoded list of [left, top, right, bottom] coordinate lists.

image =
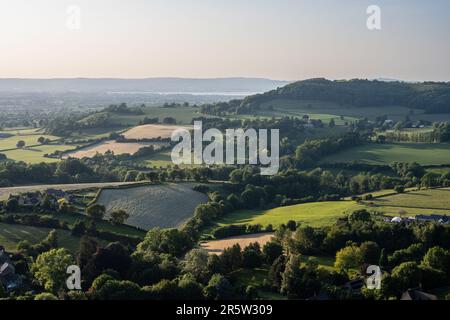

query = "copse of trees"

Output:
[[295, 133, 367, 168], [86, 204, 106, 220]]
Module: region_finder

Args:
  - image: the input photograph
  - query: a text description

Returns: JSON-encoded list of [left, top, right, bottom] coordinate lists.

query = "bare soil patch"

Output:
[[200, 232, 274, 254], [122, 124, 191, 140]]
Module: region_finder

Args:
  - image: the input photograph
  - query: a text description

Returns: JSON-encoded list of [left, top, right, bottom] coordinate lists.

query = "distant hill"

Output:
[[0, 77, 289, 94], [241, 78, 450, 113]]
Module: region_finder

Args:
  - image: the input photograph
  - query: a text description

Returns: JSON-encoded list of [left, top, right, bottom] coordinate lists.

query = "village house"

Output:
[[414, 214, 449, 224], [6, 188, 74, 209], [390, 214, 449, 224], [0, 246, 22, 292]]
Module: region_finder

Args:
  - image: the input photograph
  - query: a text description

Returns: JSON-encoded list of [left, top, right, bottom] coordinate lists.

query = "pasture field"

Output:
[[95, 183, 209, 230], [0, 127, 62, 149], [48, 212, 146, 237], [320, 143, 450, 165], [258, 99, 417, 121], [0, 128, 45, 135], [136, 150, 199, 168], [213, 201, 359, 229], [229, 268, 287, 300], [0, 127, 78, 163], [68, 127, 126, 140], [64, 140, 167, 158], [0, 132, 60, 151], [2, 143, 78, 163], [0, 181, 144, 200], [0, 222, 82, 253], [105, 106, 212, 126], [206, 188, 450, 234], [136, 150, 175, 167], [365, 187, 450, 216], [200, 233, 274, 254], [122, 124, 192, 139], [426, 166, 450, 174]]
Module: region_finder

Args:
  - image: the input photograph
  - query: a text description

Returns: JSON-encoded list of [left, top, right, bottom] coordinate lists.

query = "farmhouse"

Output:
[[46, 188, 75, 202], [0, 246, 22, 292], [414, 214, 449, 224], [6, 188, 74, 208], [390, 214, 449, 224]]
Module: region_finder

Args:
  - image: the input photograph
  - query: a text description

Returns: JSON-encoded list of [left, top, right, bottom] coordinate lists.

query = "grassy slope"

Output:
[[211, 187, 450, 234], [320, 143, 450, 165], [2, 144, 77, 163], [0, 132, 59, 150], [0, 222, 82, 254], [257, 99, 416, 121], [214, 201, 359, 229], [366, 187, 450, 216], [251, 96, 450, 123], [106, 107, 213, 126], [0, 127, 77, 163]]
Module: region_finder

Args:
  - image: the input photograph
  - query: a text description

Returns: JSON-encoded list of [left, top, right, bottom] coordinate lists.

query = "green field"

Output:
[[136, 150, 179, 167], [0, 222, 82, 253], [0, 127, 79, 163], [48, 212, 146, 238], [102, 106, 213, 126], [257, 99, 417, 121], [365, 187, 450, 216], [320, 143, 450, 165], [255, 98, 450, 123], [211, 187, 450, 232], [214, 201, 359, 229], [68, 127, 126, 140], [2, 143, 78, 163], [0, 128, 60, 150]]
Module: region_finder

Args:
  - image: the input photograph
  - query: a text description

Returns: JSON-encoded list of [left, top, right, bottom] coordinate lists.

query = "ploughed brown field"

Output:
[[64, 141, 167, 158], [200, 232, 274, 254]]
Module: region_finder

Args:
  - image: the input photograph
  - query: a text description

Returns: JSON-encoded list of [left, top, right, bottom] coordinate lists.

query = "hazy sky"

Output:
[[1, 0, 449, 81]]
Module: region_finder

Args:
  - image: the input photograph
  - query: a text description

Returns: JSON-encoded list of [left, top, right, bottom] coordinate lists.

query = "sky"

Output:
[[0, 0, 449, 81]]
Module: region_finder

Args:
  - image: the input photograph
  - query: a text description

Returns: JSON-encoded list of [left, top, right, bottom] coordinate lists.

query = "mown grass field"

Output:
[[320, 143, 450, 165], [0, 127, 78, 163], [209, 187, 450, 235], [0, 222, 82, 253], [2, 143, 78, 163], [365, 187, 450, 216], [136, 150, 175, 167], [213, 201, 359, 229], [95, 183, 208, 230], [0, 129, 59, 150]]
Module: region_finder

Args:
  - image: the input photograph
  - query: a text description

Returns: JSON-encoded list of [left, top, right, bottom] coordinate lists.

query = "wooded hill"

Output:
[[241, 78, 450, 113]]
